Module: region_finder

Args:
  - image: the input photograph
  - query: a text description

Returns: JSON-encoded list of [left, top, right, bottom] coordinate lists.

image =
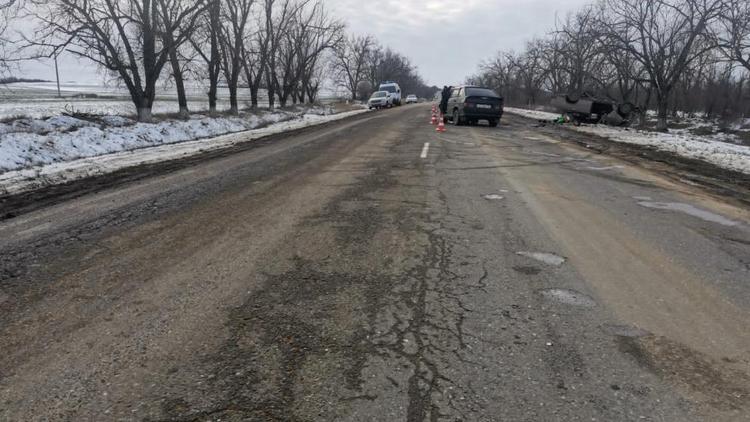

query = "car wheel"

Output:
[[488, 119, 499, 127], [453, 109, 462, 126]]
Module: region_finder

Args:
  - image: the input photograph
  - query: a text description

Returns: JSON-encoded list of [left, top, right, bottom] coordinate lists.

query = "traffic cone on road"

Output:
[[436, 115, 446, 132], [430, 111, 438, 125]]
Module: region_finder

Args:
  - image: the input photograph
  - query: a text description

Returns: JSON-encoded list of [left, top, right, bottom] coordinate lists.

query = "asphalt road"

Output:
[[1, 105, 749, 421]]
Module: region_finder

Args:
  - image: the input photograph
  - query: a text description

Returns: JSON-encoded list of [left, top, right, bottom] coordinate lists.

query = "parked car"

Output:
[[378, 81, 402, 106], [405, 94, 418, 104], [446, 86, 504, 127], [368, 91, 391, 109]]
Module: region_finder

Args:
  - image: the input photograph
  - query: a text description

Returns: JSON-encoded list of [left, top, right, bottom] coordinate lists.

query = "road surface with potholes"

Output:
[[1, 105, 749, 421]]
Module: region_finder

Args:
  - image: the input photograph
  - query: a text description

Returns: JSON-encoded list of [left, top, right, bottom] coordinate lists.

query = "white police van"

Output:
[[378, 81, 402, 106]]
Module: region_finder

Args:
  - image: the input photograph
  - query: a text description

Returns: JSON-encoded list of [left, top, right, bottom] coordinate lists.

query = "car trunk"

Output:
[[465, 96, 503, 114]]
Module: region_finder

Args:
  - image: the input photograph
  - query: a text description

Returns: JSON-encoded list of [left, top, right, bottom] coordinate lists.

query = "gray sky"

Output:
[[326, 0, 591, 85], [18, 0, 592, 86]]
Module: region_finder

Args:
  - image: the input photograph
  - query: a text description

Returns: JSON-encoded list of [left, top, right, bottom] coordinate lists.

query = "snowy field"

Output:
[[0, 82, 340, 119], [505, 107, 750, 175]]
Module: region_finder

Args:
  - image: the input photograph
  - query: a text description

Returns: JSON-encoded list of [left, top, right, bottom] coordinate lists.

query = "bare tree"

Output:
[[474, 53, 516, 101], [716, 0, 750, 72], [510, 42, 548, 106], [0, 0, 21, 74], [242, 4, 269, 109], [555, 6, 606, 94], [219, 0, 255, 115], [290, 1, 343, 103], [599, 0, 725, 131], [190, 0, 222, 114], [30, 0, 204, 122], [262, 0, 308, 109], [332, 34, 374, 100], [157, 0, 206, 119]]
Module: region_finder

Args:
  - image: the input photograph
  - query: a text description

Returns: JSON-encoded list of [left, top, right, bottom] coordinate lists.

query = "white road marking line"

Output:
[[420, 142, 430, 159]]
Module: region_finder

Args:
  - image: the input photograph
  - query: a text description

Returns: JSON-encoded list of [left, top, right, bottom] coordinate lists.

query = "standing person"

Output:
[[439, 85, 452, 117]]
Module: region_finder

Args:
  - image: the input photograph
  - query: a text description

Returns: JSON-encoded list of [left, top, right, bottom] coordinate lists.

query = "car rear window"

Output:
[[465, 88, 499, 98]]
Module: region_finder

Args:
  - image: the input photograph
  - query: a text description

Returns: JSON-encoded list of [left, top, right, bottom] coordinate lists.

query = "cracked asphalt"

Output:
[[1, 105, 750, 421]]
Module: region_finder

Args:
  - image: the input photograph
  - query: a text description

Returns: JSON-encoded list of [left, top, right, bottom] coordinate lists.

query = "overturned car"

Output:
[[551, 93, 635, 126]]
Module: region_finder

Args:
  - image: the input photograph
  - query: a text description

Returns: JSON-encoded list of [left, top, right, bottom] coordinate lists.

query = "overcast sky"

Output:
[[18, 0, 592, 86]]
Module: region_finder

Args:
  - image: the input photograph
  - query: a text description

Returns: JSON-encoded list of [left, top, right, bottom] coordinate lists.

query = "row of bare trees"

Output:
[[22, 0, 345, 121], [468, 0, 750, 131], [330, 34, 437, 102], [3, 0, 431, 122]]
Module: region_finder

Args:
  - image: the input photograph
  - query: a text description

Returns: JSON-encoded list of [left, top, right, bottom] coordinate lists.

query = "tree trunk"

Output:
[[280, 88, 288, 107], [243, 64, 259, 110], [229, 84, 239, 115], [169, 48, 190, 119], [250, 85, 259, 109], [208, 81, 218, 115], [656, 91, 669, 132], [208, 0, 220, 116], [138, 108, 153, 122], [137, 104, 153, 122], [266, 74, 275, 110], [307, 87, 316, 104]]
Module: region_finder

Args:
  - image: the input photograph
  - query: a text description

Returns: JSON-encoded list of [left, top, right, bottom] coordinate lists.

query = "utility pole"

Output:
[[54, 53, 61, 98]]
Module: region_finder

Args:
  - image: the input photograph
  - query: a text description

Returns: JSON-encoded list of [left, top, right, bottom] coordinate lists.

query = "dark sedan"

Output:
[[446, 86, 504, 127]]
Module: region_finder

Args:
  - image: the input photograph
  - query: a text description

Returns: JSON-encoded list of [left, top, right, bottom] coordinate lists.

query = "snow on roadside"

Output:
[[505, 107, 560, 122], [0, 107, 369, 196], [505, 107, 750, 175], [0, 109, 332, 173]]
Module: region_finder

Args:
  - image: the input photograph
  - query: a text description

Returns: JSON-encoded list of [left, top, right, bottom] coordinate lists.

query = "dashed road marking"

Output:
[[420, 143, 430, 159]]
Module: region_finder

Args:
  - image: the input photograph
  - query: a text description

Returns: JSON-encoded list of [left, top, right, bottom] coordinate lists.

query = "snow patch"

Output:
[[516, 251, 566, 266], [539, 288, 597, 308], [0, 108, 370, 196], [637, 201, 739, 227], [0, 109, 356, 174]]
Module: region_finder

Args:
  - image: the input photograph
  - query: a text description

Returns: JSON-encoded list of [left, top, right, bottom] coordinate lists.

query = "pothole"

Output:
[[516, 251, 566, 266], [513, 266, 541, 275], [482, 194, 504, 200], [584, 165, 624, 171], [539, 288, 596, 308], [602, 323, 651, 338], [637, 201, 739, 227]]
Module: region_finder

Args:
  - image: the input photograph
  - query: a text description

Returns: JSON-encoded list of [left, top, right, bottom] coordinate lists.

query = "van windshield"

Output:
[[380, 86, 397, 93]]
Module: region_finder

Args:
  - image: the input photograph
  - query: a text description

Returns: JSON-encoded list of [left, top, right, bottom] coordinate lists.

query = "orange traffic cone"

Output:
[[430, 112, 438, 125], [436, 115, 446, 132]]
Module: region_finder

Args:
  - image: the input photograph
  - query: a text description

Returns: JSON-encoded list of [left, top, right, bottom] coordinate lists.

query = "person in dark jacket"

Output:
[[439, 85, 452, 116]]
